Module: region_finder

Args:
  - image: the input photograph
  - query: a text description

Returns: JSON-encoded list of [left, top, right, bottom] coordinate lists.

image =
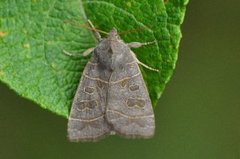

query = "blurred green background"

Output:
[[0, 1, 239, 159]]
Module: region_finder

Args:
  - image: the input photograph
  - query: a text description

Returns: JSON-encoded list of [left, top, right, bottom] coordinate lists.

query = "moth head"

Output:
[[108, 28, 120, 41]]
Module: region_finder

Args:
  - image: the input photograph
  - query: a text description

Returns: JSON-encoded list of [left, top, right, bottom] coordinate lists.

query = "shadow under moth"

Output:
[[66, 20, 158, 142]]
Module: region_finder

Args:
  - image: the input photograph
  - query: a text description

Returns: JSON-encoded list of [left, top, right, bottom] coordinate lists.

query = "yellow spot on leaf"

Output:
[[0, 31, 7, 37], [23, 43, 30, 48], [126, 1, 131, 7], [164, 0, 169, 4], [51, 63, 57, 69], [0, 70, 4, 77], [23, 29, 28, 34]]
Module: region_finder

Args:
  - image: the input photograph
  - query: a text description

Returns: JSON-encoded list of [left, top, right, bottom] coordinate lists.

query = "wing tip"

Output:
[[114, 129, 155, 139], [67, 131, 110, 142]]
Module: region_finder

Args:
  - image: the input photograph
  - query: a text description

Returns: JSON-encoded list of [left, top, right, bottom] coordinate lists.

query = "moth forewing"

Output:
[[67, 58, 112, 142], [105, 50, 155, 138]]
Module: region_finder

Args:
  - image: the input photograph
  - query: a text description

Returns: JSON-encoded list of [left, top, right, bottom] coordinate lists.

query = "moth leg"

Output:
[[130, 51, 159, 72], [127, 40, 157, 48], [63, 47, 95, 57], [137, 60, 159, 72], [87, 19, 102, 42]]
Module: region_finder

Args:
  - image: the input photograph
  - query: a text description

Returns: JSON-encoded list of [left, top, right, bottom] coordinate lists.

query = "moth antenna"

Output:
[[119, 25, 153, 35], [87, 20, 103, 42], [64, 19, 108, 35]]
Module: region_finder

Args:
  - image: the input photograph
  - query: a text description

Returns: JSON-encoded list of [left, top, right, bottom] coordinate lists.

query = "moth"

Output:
[[66, 20, 158, 142]]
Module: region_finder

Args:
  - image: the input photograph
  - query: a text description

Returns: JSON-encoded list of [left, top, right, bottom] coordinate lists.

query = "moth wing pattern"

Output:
[[67, 57, 111, 142], [106, 51, 155, 138]]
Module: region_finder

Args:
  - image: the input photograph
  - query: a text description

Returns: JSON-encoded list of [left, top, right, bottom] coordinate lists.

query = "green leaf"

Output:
[[0, 0, 188, 118]]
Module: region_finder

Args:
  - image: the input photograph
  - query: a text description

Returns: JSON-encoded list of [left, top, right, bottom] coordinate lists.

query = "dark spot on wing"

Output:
[[126, 98, 145, 108], [84, 87, 94, 94], [129, 84, 139, 91], [78, 100, 98, 110], [97, 81, 104, 89], [120, 79, 129, 87]]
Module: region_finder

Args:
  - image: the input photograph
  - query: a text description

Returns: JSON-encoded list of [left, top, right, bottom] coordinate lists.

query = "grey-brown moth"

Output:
[[67, 20, 158, 142]]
